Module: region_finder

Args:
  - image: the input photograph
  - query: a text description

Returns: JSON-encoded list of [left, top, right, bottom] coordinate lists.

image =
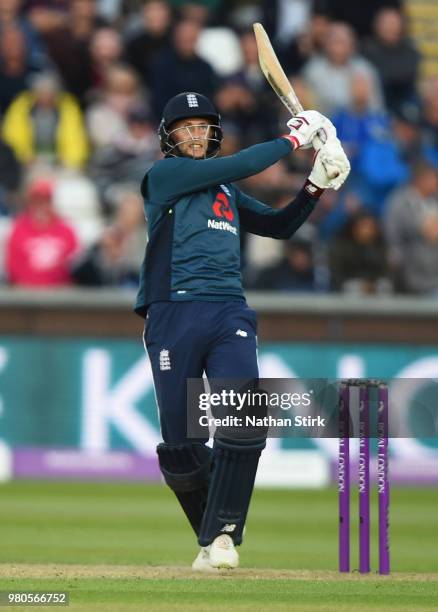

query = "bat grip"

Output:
[[313, 130, 339, 180]]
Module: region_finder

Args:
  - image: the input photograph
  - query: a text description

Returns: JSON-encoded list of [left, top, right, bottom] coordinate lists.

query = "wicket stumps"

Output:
[[338, 382, 350, 572], [338, 379, 390, 575]]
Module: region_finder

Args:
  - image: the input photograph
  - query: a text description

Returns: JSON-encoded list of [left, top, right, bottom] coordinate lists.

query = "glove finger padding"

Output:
[[318, 138, 351, 190], [308, 150, 331, 190], [287, 110, 329, 150], [311, 116, 338, 151]]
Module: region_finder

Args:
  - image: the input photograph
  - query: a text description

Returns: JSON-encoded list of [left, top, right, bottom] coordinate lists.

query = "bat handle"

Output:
[[313, 130, 339, 180]]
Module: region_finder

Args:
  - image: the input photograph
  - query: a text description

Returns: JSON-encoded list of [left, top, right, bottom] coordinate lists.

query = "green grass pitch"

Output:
[[0, 481, 437, 610]]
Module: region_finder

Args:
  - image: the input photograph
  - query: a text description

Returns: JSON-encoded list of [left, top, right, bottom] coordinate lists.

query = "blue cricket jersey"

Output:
[[135, 137, 321, 317]]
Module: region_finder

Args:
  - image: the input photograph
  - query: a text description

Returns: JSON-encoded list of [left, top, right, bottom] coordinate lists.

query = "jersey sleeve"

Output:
[[147, 138, 293, 203], [236, 184, 321, 239]]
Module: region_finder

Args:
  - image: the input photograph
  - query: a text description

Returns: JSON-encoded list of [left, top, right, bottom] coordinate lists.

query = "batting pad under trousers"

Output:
[[143, 300, 266, 546]]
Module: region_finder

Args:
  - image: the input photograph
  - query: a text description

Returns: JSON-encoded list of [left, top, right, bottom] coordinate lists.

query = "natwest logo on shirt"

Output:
[[207, 219, 237, 235], [212, 192, 234, 221]]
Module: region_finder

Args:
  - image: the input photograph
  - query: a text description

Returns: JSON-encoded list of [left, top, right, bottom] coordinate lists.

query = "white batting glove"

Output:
[[312, 116, 337, 151], [286, 110, 326, 149], [308, 138, 351, 190]]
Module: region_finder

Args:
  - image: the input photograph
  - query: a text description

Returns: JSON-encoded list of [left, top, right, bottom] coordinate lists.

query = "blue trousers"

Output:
[[144, 301, 259, 443]]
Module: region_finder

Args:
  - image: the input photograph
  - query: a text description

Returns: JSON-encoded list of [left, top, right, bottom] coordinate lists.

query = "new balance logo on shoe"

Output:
[[220, 524, 237, 533]]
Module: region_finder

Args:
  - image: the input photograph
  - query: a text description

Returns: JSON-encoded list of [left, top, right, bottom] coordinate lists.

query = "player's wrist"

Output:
[[281, 134, 299, 150], [303, 178, 324, 198]]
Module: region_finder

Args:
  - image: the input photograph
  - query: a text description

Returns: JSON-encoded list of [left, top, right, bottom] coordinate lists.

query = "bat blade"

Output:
[[253, 22, 303, 117], [253, 22, 340, 180]]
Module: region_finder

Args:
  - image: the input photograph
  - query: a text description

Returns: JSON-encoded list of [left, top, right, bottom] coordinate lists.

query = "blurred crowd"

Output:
[[1, 0, 438, 296]]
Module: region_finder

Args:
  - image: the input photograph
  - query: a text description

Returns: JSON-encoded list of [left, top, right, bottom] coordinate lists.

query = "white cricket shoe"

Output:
[[209, 534, 239, 569], [191, 546, 218, 572]]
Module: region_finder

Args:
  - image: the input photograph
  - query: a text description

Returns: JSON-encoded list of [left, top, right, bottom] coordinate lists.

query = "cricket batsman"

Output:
[[135, 92, 350, 570]]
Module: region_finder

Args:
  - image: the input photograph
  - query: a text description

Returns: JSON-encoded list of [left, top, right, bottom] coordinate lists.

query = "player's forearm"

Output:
[[237, 180, 322, 239], [151, 138, 293, 200], [264, 182, 322, 239], [216, 137, 294, 182]]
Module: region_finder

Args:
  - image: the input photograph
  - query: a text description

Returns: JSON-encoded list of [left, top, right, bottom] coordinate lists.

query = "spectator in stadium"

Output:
[[0, 138, 21, 215], [392, 102, 424, 167], [317, 133, 409, 239], [384, 160, 438, 294], [37, 0, 108, 104], [261, 0, 312, 46], [276, 12, 332, 76], [97, 0, 124, 23], [262, 0, 330, 75], [315, 0, 402, 39], [0, 0, 47, 68], [250, 235, 317, 292], [70, 0, 108, 38], [149, 19, 218, 120], [5, 178, 79, 287], [72, 191, 146, 287], [358, 109, 421, 217], [329, 211, 389, 294], [332, 73, 389, 171], [125, 0, 173, 86], [240, 168, 305, 278], [88, 26, 124, 97], [0, 25, 43, 114], [2, 71, 89, 169], [362, 7, 420, 115], [89, 105, 160, 207], [421, 77, 438, 168], [0, 0, 428, 302], [23, 0, 69, 34], [302, 22, 383, 116], [175, 2, 212, 25], [214, 28, 276, 145], [86, 63, 146, 150], [331, 72, 409, 214]]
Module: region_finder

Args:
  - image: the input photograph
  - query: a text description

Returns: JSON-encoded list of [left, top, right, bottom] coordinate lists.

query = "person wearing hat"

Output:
[[5, 178, 78, 286], [135, 92, 350, 571], [2, 71, 88, 169]]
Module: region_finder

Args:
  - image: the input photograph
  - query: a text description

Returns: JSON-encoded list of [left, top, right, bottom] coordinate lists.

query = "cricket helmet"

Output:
[[158, 92, 223, 158]]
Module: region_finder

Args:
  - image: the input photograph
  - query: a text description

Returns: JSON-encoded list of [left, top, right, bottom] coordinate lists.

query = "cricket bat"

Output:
[[253, 22, 339, 179]]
